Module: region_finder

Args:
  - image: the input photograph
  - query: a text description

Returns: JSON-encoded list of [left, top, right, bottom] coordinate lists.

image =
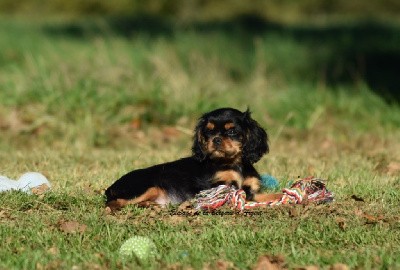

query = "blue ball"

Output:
[[260, 174, 279, 190]]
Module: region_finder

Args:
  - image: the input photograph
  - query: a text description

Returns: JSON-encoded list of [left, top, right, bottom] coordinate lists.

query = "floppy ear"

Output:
[[242, 109, 269, 164], [191, 118, 207, 161]]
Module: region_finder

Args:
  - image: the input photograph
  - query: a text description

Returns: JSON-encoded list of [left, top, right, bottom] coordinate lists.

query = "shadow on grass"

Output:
[[43, 14, 400, 102]]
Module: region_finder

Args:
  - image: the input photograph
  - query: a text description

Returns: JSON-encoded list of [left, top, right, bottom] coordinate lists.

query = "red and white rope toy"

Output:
[[194, 176, 334, 211]]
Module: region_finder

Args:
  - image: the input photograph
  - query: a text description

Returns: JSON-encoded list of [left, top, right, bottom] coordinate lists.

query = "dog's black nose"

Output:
[[213, 137, 222, 146]]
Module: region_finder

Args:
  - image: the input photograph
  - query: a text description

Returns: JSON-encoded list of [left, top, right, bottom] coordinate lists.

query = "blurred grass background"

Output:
[[1, 0, 400, 151], [0, 3, 399, 192], [2, 0, 400, 20], [0, 0, 399, 185]]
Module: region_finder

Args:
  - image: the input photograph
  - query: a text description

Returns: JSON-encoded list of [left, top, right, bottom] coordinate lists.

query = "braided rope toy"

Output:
[[194, 176, 334, 211]]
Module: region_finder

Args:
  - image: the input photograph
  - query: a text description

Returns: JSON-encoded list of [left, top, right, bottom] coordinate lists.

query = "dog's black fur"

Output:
[[105, 108, 269, 210]]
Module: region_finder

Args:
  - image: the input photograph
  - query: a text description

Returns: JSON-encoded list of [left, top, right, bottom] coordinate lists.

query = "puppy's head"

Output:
[[192, 108, 269, 164]]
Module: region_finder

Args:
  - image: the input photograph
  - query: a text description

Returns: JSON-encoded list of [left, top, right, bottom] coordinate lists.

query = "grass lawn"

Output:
[[0, 17, 399, 269]]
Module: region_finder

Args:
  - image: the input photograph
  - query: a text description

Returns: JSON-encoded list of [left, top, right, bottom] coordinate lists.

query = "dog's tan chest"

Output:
[[212, 170, 243, 188]]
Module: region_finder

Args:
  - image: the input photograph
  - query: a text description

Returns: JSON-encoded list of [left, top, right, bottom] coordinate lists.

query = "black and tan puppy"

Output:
[[105, 108, 271, 210]]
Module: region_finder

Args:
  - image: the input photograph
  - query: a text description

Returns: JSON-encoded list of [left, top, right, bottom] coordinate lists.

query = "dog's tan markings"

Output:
[[220, 139, 243, 162], [253, 193, 284, 202], [206, 122, 215, 130], [224, 122, 235, 130], [213, 170, 243, 187], [106, 187, 169, 211], [106, 199, 127, 211], [242, 176, 261, 193], [221, 139, 242, 153]]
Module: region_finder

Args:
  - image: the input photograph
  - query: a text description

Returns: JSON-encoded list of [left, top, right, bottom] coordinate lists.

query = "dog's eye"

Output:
[[204, 129, 215, 136], [227, 129, 238, 136]]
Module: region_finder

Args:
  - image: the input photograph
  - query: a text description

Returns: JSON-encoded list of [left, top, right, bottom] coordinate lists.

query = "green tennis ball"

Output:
[[119, 236, 157, 262]]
